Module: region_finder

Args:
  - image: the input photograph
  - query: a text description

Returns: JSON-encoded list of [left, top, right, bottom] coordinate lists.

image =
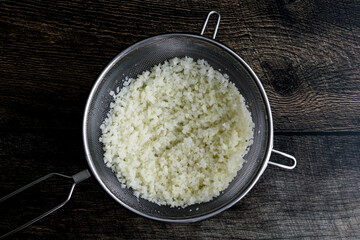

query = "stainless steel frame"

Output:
[[83, 11, 296, 222], [1, 11, 296, 238]]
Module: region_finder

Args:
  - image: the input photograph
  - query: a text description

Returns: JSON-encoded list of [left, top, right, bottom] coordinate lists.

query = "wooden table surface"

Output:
[[1, 1, 359, 239]]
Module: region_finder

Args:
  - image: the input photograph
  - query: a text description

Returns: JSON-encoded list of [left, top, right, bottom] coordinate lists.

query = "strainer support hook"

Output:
[[269, 149, 297, 170], [200, 11, 221, 39]]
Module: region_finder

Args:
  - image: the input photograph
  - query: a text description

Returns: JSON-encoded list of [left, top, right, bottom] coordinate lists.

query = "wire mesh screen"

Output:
[[84, 34, 271, 221]]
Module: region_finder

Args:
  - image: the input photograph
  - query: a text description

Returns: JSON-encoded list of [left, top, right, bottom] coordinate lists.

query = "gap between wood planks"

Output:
[[1, 128, 360, 135]]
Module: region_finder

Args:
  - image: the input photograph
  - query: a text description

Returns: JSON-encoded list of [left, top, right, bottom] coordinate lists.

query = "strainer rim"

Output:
[[82, 33, 274, 222]]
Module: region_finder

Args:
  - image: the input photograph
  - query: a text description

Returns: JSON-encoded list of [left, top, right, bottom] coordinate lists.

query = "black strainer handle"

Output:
[[269, 149, 297, 170], [0, 169, 91, 239], [200, 11, 221, 39]]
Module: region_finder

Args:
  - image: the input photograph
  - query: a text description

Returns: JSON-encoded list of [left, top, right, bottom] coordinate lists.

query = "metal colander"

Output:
[[83, 11, 296, 222], [1, 12, 296, 238]]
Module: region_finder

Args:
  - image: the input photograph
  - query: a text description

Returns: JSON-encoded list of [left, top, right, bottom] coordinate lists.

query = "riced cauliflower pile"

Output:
[[100, 57, 254, 207]]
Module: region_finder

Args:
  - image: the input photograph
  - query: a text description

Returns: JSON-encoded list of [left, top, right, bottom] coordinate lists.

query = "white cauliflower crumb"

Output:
[[100, 57, 254, 207]]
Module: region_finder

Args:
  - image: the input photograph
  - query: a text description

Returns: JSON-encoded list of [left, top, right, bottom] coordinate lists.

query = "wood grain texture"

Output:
[[0, 0, 359, 239], [0, 0, 359, 132], [1, 134, 359, 239]]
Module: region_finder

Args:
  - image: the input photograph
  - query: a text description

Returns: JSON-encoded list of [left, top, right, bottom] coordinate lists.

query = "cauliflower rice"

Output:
[[100, 57, 254, 207]]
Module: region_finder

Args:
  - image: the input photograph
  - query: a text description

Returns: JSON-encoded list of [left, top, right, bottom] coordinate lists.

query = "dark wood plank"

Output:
[[0, 0, 359, 239], [1, 133, 359, 239], [0, 0, 359, 132]]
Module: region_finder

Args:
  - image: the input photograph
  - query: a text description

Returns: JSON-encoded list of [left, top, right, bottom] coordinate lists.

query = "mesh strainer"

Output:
[[1, 11, 296, 237], [83, 11, 296, 222]]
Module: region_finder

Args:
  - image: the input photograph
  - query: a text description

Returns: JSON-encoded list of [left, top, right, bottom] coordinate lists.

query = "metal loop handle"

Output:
[[0, 169, 91, 239], [200, 11, 221, 39], [269, 149, 297, 170]]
